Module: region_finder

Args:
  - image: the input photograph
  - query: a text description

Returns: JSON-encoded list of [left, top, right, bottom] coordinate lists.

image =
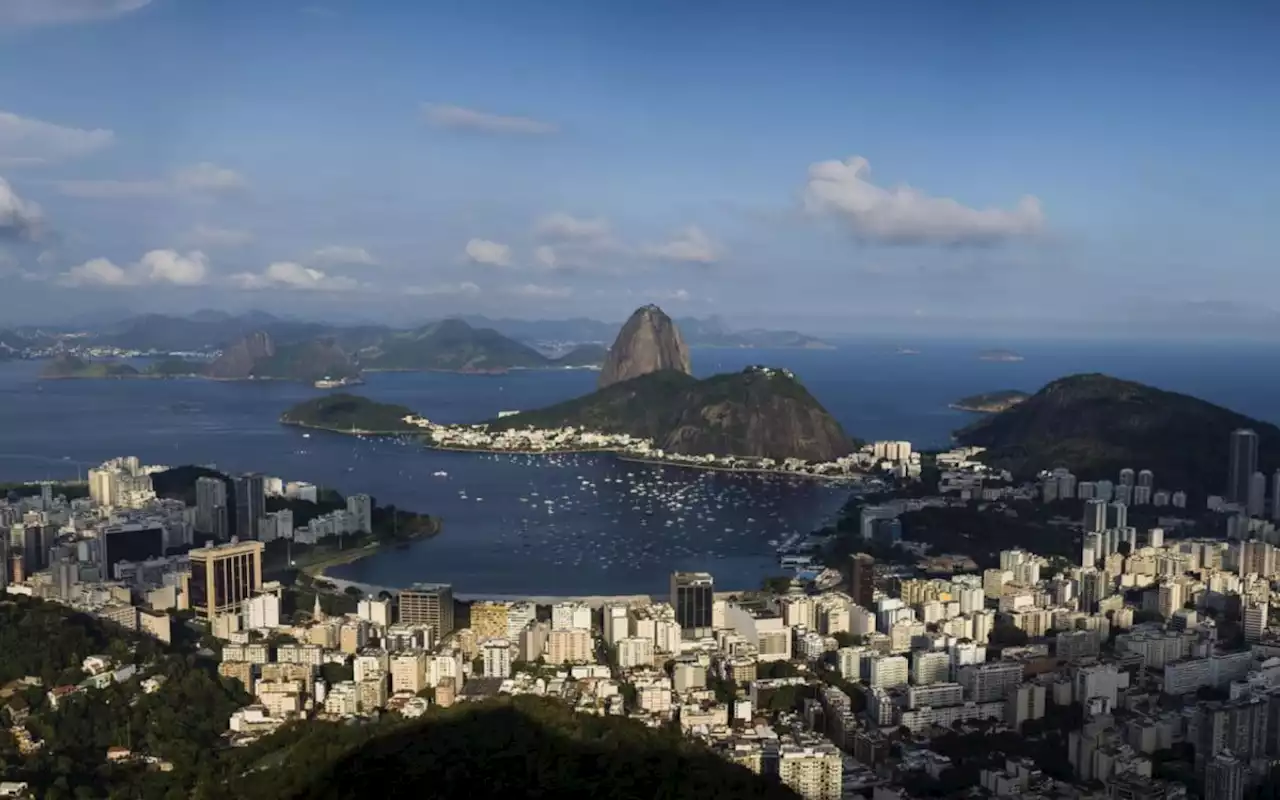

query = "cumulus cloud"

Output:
[[422, 104, 557, 136], [56, 162, 248, 199], [310, 245, 378, 267], [464, 238, 513, 268], [531, 213, 627, 272], [0, 0, 152, 27], [230, 262, 359, 292], [642, 226, 721, 265], [0, 177, 43, 240], [534, 212, 613, 244], [803, 155, 1044, 246], [186, 225, 255, 248], [60, 249, 208, 287], [404, 282, 481, 297], [0, 111, 114, 166]]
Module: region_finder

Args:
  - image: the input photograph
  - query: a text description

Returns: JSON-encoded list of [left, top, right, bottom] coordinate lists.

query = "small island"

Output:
[[279, 393, 421, 434], [949, 389, 1029, 413], [978, 349, 1025, 362]]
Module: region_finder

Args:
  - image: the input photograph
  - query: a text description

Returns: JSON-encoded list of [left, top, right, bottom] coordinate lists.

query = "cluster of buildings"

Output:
[[0, 457, 373, 643]]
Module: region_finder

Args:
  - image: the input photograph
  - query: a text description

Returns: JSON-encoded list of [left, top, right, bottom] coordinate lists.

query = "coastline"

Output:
[[281, 419, 863, 482]]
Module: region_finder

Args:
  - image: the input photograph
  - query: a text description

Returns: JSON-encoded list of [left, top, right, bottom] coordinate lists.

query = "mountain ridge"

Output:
[[955, 372, 1279, 491]]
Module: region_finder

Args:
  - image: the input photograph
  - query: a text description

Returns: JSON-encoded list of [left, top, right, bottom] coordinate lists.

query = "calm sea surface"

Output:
[[2, 337, 1278, 594]]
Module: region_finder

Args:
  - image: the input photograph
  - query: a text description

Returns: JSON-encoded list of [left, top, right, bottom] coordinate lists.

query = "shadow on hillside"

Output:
[[283, 698, 800, 800]]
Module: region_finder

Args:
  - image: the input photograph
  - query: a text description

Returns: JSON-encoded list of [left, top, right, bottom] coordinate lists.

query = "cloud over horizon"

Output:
[[56, 162, 249, 199], [0, 0, 152, 27], [60, 249, 209, 287], [230, 262, 360, 292], [464, 238, 514, 268], [0, 176, 44, 240], [422, 104, 557, 136], [0, 111, 115, 166], [803, 156, 1045, 246]]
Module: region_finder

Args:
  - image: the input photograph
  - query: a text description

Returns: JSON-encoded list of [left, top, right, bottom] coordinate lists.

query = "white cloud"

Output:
[[531, 213, 627, 272], [0, 0, 152, 27], [174, 162, 247, 192], [310, 245, 377, 267], [187, 225, 255, 248], [0, 111, 114, 166], [642, 226, 721, 265], [139, 249, 208, 285], [0, 176, 43, 240], [230, 261, 359, 292], [803, 155, 1045, 246], [534, 212, 613, 244], [59, 249, 208, 287], [506, 283, 574, 299], [404, 282, 481, 297], [464, 238, 513, 268], [56, 162, 248, 199], [422, 104, 557, 136]]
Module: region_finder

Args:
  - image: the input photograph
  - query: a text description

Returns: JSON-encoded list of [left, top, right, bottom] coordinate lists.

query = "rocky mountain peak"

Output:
[[598, 305, 692, 389]]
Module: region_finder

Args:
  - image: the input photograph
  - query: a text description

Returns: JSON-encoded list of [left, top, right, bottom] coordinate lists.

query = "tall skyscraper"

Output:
[[1084, 499, 1107, 533], [1272, 470, 1280, 521], [849, 553, 875, 609], [234, 473, 266, 540], [399, 583, 454, 638], [1228, 429, 1259, 504], [1107, 502, 1128, 530], [195, 477, 229, 540], [1118, 468, 1135, 487], [1249, 471, 1267, 518], [1205, 753, 1247, 800], [346, 494, 373, 535], [184, 539, 264, 619], [671, 571, 714, 639], [1137, 469, 1155, 489]]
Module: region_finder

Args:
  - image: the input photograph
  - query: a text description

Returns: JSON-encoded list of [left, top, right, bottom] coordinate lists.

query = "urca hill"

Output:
[[489, 306, 853, 462], [955, 372, 1280, 490]]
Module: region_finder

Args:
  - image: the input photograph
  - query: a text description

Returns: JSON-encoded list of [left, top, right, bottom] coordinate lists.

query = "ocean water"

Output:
[[2, 336, 1278, 594]]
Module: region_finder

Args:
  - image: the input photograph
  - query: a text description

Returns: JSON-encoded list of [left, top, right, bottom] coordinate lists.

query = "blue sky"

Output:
[[0, 0, 1277, 334]]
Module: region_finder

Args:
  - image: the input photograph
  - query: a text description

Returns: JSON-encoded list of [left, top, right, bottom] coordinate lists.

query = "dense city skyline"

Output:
[[1, 1, 1278, 334]]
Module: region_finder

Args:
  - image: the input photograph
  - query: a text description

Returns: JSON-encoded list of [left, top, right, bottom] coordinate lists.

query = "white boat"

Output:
[[432, 471, 448, 477]]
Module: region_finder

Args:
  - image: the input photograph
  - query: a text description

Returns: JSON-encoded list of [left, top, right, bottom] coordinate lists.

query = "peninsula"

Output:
[[949, 389, 1029, 413], [954, 372, 1280, 487], [279, 306, 859, 476]]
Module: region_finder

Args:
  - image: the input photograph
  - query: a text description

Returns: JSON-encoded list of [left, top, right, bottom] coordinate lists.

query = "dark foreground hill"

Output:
[[490, 366, 854, 462], [955, 373, 1280, 490], [223, 697, 800, 800]]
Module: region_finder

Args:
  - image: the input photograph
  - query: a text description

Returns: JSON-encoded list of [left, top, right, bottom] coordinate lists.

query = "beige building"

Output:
[[547, 628, 592, 665], [470, 602, 511, 641], [256, 680, 305, 717], [398, 584, 454, 638], [218, 660, 254, 694], [390, 652, 429, 694], [184, 539, 264, 619], [778, 744, 842, 800]]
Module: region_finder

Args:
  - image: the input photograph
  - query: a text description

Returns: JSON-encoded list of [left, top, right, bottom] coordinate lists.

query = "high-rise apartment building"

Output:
[[195, 477, 229, 540], [185, 539, 264, 619], [1228, 429, 1259, 505], [346, 494, 373, 535], [234, 473, 266, 540], [671, 571, 713, 640], [1249, 471, 1267, 518], [1205, 753, 1247, 800], [1084, 499, 1107, 533], [1244, 603, 1269, 643], [1138, 469, 1155, 489], [398, 583, 454, 638], [777, 743, 842, 800], [849, 553, 875, 609]]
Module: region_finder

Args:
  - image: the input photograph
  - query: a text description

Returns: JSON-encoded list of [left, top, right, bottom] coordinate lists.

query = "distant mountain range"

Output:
[[8, 310, 832, 354]]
